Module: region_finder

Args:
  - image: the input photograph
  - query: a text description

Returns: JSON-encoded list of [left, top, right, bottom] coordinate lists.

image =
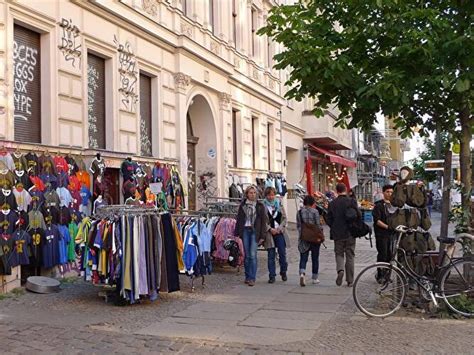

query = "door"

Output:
[[187, 142, 196, 211], [103, 168, 120, 205]]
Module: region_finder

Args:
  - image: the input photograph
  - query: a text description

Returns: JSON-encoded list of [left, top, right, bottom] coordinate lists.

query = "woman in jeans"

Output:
[[296, 195, 322, 287], [263, 187, 290, 284], [235, 185, 267, 286]]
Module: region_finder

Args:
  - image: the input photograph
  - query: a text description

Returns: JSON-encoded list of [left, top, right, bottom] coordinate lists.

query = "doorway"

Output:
[[187, 114, 198, 211]]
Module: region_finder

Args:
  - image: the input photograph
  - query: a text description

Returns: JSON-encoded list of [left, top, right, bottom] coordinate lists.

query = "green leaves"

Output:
[[455, 79, 471, 93]]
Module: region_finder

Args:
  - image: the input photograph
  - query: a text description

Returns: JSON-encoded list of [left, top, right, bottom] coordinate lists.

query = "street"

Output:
[[0, 213, 472, 354]]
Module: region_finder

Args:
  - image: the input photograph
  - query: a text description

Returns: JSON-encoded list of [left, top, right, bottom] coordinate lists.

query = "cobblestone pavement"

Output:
[[1, 213, 473, 354]]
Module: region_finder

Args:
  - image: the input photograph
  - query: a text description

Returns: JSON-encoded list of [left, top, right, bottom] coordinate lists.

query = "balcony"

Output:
[[302, 111, 353, 150]]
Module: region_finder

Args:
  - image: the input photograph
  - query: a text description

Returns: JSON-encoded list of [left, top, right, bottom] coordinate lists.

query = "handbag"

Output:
[[299, 210, 325, 244]]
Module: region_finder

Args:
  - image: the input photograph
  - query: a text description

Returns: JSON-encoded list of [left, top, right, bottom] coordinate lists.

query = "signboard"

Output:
[[425, 156, 460, 171]]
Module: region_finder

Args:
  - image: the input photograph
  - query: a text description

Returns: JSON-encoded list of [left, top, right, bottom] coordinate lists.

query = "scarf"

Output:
[[264, 198, 280, 212], [244, 199, 257, 227]]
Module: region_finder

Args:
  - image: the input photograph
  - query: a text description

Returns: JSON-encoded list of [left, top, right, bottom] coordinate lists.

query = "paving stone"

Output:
[[251, 309, 332, 322], [218, 326, 314, 346], [274, 293, 348, 304], [204, 294, 275, 304], [168, 315, 237, 327], [262, 301, 341, 313], [186, 302, 261, 314], [238, 315, 322, 331], [173, 309, 248, 322], [136, 321, 225, 341]]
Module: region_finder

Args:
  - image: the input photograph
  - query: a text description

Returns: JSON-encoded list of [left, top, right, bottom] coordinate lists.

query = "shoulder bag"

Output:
[[299, 210, 325, 244]]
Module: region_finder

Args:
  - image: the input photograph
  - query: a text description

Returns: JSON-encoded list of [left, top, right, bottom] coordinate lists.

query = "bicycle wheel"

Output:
[[353, 263, 407, 318], [439, 258, 474, 317]]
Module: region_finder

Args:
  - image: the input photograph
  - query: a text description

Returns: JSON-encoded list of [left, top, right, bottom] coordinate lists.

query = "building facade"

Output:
[[0, 0, 286, 208]]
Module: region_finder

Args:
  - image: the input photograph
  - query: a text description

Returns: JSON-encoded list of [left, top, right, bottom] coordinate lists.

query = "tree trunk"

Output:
[[440, 149, 452, 239], [459, 107, 472, 225]]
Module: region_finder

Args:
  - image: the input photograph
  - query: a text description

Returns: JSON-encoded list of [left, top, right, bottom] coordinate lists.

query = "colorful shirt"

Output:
[[13, 188, 32, 212], [42, 224, 60, 268], [10, 230, 31, 267]]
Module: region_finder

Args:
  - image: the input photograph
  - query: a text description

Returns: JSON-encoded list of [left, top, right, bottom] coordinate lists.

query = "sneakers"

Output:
[[347, 282, 353, 287], [281, 272, 288, 282], [268, 277, 275, 284], [336, 270, 344, 286], [248, 280, 255, 287], [312, 279, 320, 285], [300, 274, 306, 287]]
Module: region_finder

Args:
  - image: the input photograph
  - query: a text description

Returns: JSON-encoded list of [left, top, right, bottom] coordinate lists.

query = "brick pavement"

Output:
[[0, 213, 473, 354]]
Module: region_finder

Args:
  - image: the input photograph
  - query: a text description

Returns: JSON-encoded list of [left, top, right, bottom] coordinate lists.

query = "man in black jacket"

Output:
[[326, 183, 360, 287], [372, 184, 394, 282]]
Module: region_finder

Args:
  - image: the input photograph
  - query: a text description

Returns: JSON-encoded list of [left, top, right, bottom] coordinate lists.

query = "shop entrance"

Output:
[[186, 94, 217, 210], [104, 168, 120, 204]]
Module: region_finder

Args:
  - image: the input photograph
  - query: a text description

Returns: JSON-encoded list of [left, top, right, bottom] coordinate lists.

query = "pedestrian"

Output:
[[263, 187, 290, 284], [235, 185, 267, 286], [372, 184, 395, 282], [296, 195, 322, 287], [426, 190, 433, 217], [326, 183, 361, 287]]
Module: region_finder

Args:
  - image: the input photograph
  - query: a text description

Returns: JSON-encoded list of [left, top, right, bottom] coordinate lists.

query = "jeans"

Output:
[[299, 243, 321, 279], [334, 238, 356, 283], [267, 234, 288, 278], [243, 227, 258, 281]]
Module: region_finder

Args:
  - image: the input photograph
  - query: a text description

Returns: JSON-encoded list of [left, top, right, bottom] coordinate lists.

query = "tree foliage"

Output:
[[260, 0, 473, 214], [409, 133, 450, 182]]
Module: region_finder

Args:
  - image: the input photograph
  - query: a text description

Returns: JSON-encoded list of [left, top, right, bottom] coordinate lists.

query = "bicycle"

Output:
[[353, 225, 474, 318]]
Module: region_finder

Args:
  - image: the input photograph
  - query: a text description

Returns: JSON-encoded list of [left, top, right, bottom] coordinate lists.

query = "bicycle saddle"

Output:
[[437, 237, 455, 244]]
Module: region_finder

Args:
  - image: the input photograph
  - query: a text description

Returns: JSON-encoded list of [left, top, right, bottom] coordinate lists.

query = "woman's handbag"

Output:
[[299, 210, 325, 244]]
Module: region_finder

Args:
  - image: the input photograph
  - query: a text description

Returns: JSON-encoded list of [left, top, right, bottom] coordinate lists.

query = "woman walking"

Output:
[[263, 187, 290, 284], [297, 195, 322, 286], [235, 185, 267, 286]]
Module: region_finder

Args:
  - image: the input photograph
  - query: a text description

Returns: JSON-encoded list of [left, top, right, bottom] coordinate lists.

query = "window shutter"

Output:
[[13, 25, 41, 143], [139, 73, 152, 156], [87, 53, 106, 149]]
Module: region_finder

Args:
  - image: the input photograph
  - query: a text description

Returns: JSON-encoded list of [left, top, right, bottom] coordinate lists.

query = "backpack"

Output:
[[406, 184, 427, 208], [387, 208, 420, 230], [420, 208, 432, 231], [400, 232, 416, 253], [391, 184, 407, 207], [350, 217, 372, 238]]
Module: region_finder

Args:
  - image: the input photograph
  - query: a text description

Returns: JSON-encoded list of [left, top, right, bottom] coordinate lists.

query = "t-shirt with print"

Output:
[[58, 206, 72, 226], [13, 188, 31, 212], [42, 224, 60, 268], [90, 158, 106, 179], [28, 210, 46, 230], [0, 233, 14, 275], [29, 175, 46, 192], [68, 175, 81, 192], [10, 230, 31, 267], [0, 152, 15, 171], [0, 188, 18, 211], [69, 189, 82, 211], [53, 156, 69, 174], [44, 189, 61, 209], [38, 154, 56, 175], [24, 152, 39, 175], [14, 170, 32, 190], [40, 174, 58, 190], [29, 227, 44, 267], [121, 160, 138, 181], [0, 170, 16, 189], [65, 156, 79, 175], [42, 206, 60, 225], [76, 171, 91, 190], [57, 171, 70, 189], [12, 153, 28, 172], [0, 210, 19, 235]]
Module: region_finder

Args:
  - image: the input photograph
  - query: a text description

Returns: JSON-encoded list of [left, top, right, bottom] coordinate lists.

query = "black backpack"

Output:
[[350, 217, 372, 238]]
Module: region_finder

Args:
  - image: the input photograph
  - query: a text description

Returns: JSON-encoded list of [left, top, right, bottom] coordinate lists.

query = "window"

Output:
[[139, 73, 152, 156], [251, 7, 257, 57], [87, 53, 106, 149], [267, 123, 273, 171], [13, 25, 41, 143], [232, 109, 238, 167], [209, 0, 214, 34], [232, 0, 238, 47], [252, 116, 258, 169]]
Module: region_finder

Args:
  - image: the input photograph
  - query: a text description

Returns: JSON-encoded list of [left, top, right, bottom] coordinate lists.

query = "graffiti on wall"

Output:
[[196, 169, 217, 207], [113, 35, 138, 112], [58, 18, 82, 68], [87, 65, 99, 148], [13, 41, 39, 121]]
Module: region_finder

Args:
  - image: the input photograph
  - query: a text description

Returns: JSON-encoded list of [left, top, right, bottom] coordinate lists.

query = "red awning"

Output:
[[308, 144, 357, 168]]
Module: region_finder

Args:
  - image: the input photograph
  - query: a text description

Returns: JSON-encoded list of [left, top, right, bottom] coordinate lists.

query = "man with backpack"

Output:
[[326, 183, 361, 287], [372, 184, 395, 282]]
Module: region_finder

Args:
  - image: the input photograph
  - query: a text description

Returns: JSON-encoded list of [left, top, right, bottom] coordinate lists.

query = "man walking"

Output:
[[372, 184, 394, 282], [326, 183, 360, 287]]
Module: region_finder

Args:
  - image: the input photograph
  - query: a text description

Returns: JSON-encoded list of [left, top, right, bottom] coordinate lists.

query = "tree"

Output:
[[409, 133, 449, 182], [260, 0, 473, 220]]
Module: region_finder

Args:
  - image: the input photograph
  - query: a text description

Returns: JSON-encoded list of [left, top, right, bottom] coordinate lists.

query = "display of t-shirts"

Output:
[[0, 152, 15, 171], [53, 156, 69, 173], [56, 187, 73, 207], [16, 211, 29, 230], [69, 189, 82, 211], [29, 175, 46, 192], [58, 206, 72, 226], [90, 157, 106, 178], [0, 188, 18, 211], [68, 222, 78, 262], [68, 174, 81, 192], [38, 154, 56, 175], [10, 230, 31, 267], [42, 224, 60, 268], [212, 218, 243, 267], [13, 187, 31, 212], [24, 152, 39, 175], [0, 233, 14, 275], [58, 225, 71, 265], [44, 189, 61, 208], [42, 206, 60, 225], [0, 169, 16, 189], [79, 186, 92, 206], [40, 173, 58, 190], [14, 170, 31, 189], [29, 189, 44, 205], [0, 210, 19, 234]]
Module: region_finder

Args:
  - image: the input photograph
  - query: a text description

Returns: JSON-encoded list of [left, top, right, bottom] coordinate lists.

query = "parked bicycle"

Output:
[[353, 225, 474, 318]]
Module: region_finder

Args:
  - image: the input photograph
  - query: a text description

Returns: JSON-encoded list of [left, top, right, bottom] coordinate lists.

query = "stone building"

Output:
[[0, 0, 285, 208]]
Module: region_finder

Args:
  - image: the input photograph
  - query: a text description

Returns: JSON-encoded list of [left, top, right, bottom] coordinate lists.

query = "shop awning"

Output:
[[308, 144, 357, 168]]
